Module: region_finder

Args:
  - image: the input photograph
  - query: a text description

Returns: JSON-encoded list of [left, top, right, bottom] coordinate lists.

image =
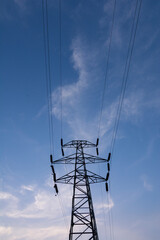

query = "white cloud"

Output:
[[21, 184, 35, 192], [0, 182, 71, 239], [5, 187, 70, 220], [1, 178, 72, 239], [0, 191, 19, 218], [0, 225, 67, 240], [0, 226, 12, 235], [0, 176, 72, 222], [0, 191, 17, 201]]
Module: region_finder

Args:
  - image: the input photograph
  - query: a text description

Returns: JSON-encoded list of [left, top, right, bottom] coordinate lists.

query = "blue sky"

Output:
[[0, 0, 160, 239]]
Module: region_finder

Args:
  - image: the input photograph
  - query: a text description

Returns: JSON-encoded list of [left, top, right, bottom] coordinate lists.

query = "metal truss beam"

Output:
[[53, 153, 107, 164]]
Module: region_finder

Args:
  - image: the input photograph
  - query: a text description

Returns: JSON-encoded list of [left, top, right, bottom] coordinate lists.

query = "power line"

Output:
[[97, 164, 108, 240], [97, 1, 117, 238], [58, 194, 69, 230], [59, 0, 63, 139], [97, 0, 117, 138], [110, 0, 142, 156], [42, 0, 69, 231], [97, 1, 142, 239], [42, 0, 54, 154], [106, 2, 142, 239], [45, 0, 55, 155], [107, 181, 115, 240]]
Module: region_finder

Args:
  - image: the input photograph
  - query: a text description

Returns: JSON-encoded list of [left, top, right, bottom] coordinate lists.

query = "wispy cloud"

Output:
[[122, 90, 144, 120], [51, 35, 141, 141], [35, 105, 47, 119], [99, 0, 113, 27], [51, 36, 103, 140], [20, 184, 35, 193], [37, 21, 160, 143], [143, 29, 160, 51], [0, 191, 18, 201], [100, 0, 137, 48], [96, 194, 114, 212], [52, 36, 89, 120], [141, 175, 153, 191]]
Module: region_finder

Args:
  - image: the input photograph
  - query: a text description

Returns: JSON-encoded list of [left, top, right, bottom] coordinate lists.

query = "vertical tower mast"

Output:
[[69, 142, 99, 239], [50, 140, 111, 239]]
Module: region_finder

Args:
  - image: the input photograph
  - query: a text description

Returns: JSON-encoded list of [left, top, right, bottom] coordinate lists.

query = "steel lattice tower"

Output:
[[50, 139, 111, 240]]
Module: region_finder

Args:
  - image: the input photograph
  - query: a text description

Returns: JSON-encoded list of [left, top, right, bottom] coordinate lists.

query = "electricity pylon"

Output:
[[50, 139, 111, 240]]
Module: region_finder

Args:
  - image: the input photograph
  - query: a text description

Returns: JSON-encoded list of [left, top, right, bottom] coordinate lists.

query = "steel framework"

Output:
[[50, 139, 111, 240]]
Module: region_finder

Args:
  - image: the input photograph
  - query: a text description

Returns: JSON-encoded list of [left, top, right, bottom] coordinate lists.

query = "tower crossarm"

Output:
[[56, 169, 106, 185], [86, 170, 106, 184], [53, 153, 76, 164], [53, 153, 107, 164], [62, 140, 97, 149], [84, 153, 107, 164]]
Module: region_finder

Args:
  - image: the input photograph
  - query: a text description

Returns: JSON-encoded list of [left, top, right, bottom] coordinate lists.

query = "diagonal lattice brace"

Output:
[[56, 170, 106, 185]]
